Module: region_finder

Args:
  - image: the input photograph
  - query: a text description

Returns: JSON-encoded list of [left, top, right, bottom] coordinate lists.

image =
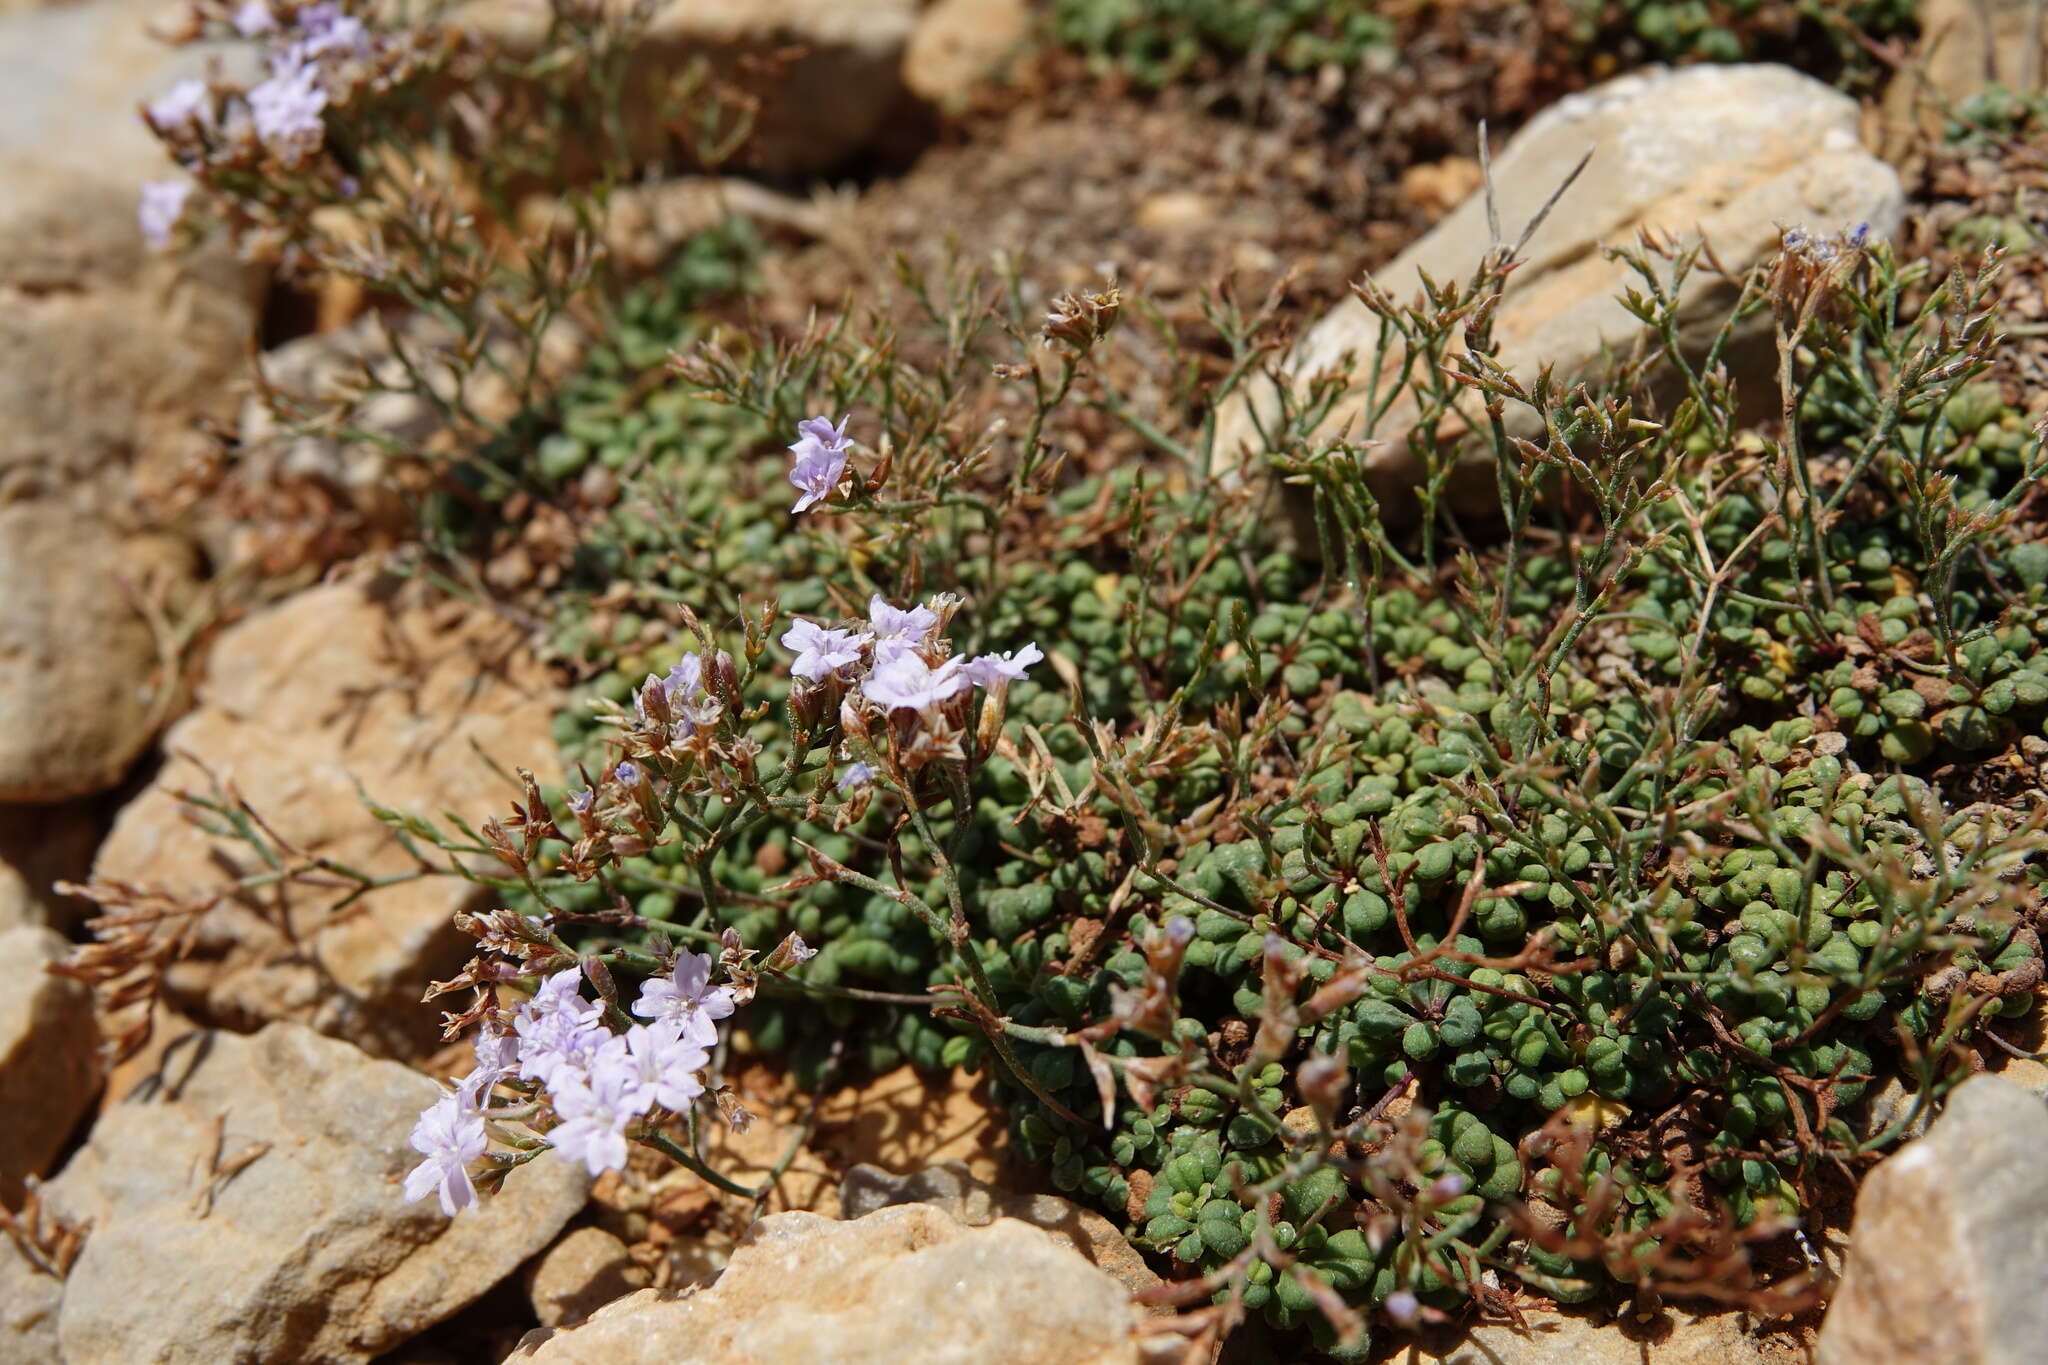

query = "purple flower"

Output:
[[867, 595, 939, 661], [546, 1056, 645, 1176], [455, 1023, 519, 1109], [836, 761, 876, 794], [567, 787, 594, 816], [233, 0, 276, 35], [617, 1020, 709, 1113], [514, 1011, 606, 1087], [963, 642, 1044, 688], [861, 652, 969, 714], [664, 652, 704, 699], [286, 2, 368, 61], [513, 973, 607, 1087], [785, 934, 817, 964], [247, 59, 327, 162], [781, 619, 871, 682], [147, 78, 210, 131], [473, 1023, 519, 1076], [403, 1093, 486, 1216], [137, 180, 193, 251], [788, 414, 852, 514], [630, 950, 736, 1049], [639, 651, 719, 739], [614, 761, 641, 788], [528, 969, 597, 1019]]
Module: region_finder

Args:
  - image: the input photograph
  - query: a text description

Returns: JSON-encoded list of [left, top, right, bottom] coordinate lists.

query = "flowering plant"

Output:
[[406, 949, 734, 1210], [403, 552, 1044, 1206]]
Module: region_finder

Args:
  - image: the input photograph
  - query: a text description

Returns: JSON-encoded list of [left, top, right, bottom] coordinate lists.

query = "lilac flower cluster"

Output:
[[787, 414, 852, 514], [138, 1, 386, 242], [780, 592, 1043, 777], [633, 650, 725, 743], [404, 950, 739, 1214]]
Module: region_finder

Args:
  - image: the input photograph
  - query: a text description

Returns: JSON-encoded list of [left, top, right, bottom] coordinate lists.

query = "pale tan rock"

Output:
[[1882, 0, 2047, 149], [0, 0, 257, 802], [527, 1227, 650, 1329], [1399, 1306, 1768, 1364], [811, 1062, 1011, 1185], [903, 0, 1029, 105], [1134, 190, 1214, 234], [0, 0, 259, 510], [45, 1023, 588, 1365], [839, 1162, 1164, 1302], [0, 1233, 62, 1365], [506, 1204, 1156, 1365], [0, 926, 102, 1205], [0, 506, 183, 802], [453, 0, 920, 176], [1394, 1309, 1764, 1364], [1816, 1074, 2048, 1365], [1214, 64, 1904, 523], [91, 578, 561, 1058], [1399, 155, 1483, 222], [0, 170, 257, 511]]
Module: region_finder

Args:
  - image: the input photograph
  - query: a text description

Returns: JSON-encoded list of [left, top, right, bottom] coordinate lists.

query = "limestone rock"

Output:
[[1816, 1074, 2048, 1365], [526, 1227, 650, 1329], [0, 1233, 62, 1365], [91, 579, 561, 1058], [839, 1162, 1163, 1301], [904, 0, 1029, 105], [810, 1062, 1012, 1186], [0, 506, 184, 802], [1410, 1306, 1768, 1364], [1882, 0, 2046, 149], [45, 1023, 588, 1365], [0, 0, 259, 509], [454, 0, 921, 176], [1214, 64, 1904, 522], [0, 0, 257, 801], [0, 927, 101, 1203], [506, 1203, 1160, 1365]]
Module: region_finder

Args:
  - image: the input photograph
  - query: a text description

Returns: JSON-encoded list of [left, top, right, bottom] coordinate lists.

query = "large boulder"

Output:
[[1214, 63, 1904, 522], [453, 0, 921, 176], [1421, 1307, 1766, 1364], [903, 0, 1030, 106], [91, 578, 561, 1058], [38, 1022, 587, 1364], [506, 1203, 1166, 1365], [1881, 0, 2044, 150], [839, 1162, 1163, 1301], [0, 0, 261, 801], [1816, 1074, 2048, 1365], [0, 926, 101, 1205], [0, 508, 190, 802], [0, 0, 259, 508], [525, 1227, 650, 1330]]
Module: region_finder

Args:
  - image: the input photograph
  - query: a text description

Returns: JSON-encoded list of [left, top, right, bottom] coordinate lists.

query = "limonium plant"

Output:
[[405, 561, 1044, 1206]]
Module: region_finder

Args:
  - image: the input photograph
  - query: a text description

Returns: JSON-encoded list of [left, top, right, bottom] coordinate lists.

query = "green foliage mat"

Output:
[[438, 229, 2048, 1356]]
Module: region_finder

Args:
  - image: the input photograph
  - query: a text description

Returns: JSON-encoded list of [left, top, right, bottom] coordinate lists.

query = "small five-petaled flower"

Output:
[[787, 414, 853, 513]]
